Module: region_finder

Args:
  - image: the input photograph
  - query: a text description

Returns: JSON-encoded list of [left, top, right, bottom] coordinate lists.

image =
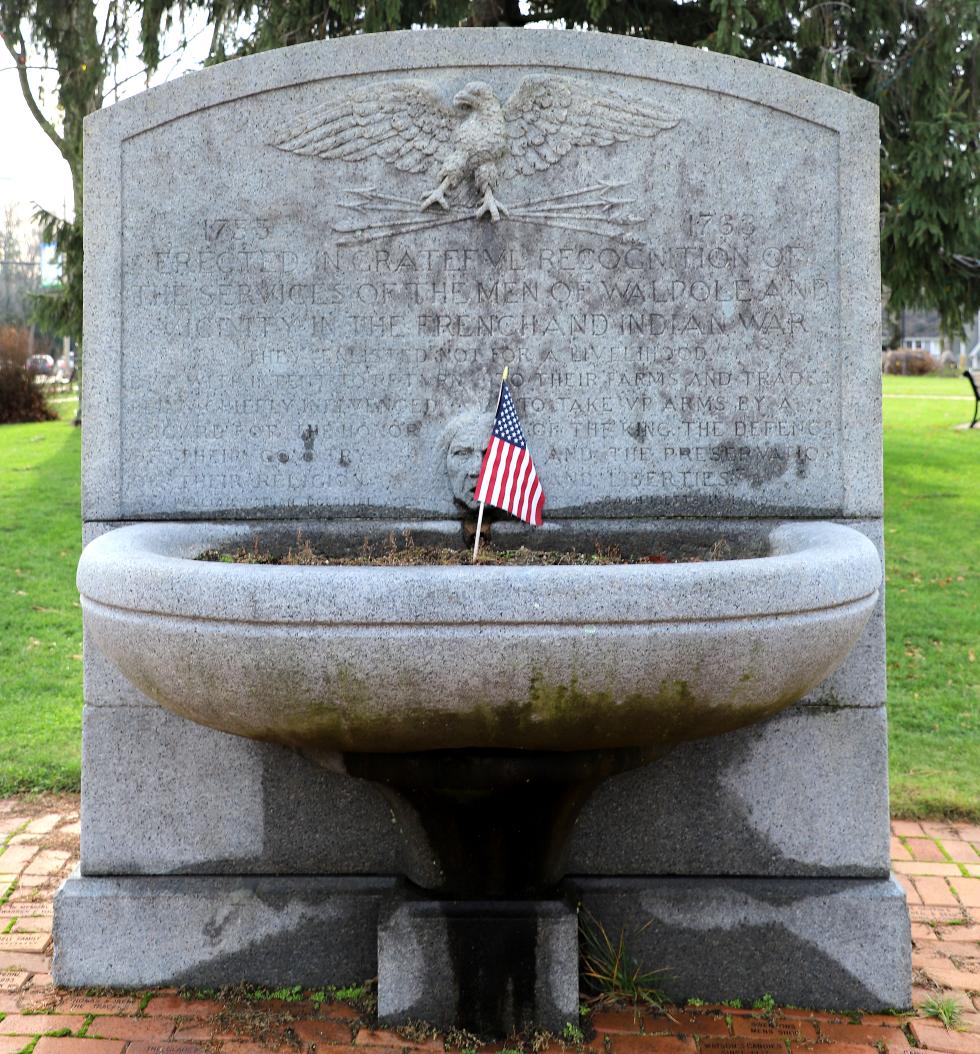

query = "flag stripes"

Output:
[[475, 436, 544, 526]]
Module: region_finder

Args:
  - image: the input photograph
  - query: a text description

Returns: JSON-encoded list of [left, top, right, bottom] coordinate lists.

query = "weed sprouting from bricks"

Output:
[[444, 1026, 482, 1050], [919, 996, 965, 1030], [395, 1020, 441, 1044], [411, 1025, 585, 1052], [562, 1022, 585, 1044], [176, 979, 378, 1017], [578, 909, 670, 1010]]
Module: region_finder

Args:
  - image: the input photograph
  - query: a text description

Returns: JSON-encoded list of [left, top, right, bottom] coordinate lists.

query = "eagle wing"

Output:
[[271, 81, 456, 175], [502, 75, 679, 176]]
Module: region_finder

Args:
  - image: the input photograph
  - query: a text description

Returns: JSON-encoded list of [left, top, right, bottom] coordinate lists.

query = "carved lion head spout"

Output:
[[442, 409, 494, 511]]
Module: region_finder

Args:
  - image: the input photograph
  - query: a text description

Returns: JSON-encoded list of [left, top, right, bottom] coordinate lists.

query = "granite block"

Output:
[[81, 703, 889, 879], [83, 627, 156, 709], [378, 897, 578, 1034], [53, 871, 910, 1009], [79, 705, 408, 878], [568, 704, 891, 877], [83, 30, 881, 523], [53, 871, 395, 987], [567, 875, 911, 1011]]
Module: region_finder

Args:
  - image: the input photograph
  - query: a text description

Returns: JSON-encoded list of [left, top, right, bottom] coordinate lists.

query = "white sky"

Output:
[[0, 5, 214, 235]]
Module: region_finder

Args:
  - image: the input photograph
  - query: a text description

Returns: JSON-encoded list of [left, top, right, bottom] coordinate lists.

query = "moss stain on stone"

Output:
[[177, 655, 794, 755]]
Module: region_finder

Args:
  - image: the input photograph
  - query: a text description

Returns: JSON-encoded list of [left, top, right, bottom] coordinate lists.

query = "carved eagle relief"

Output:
[[271, 76, 679, 223]]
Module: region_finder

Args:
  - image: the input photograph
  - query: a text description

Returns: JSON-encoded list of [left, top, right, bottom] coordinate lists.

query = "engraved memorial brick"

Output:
[[0, 972, 29, 993], [0, 934, 49, 954], [0, 903, 53, 918], [699, 1038, 785, 1054]]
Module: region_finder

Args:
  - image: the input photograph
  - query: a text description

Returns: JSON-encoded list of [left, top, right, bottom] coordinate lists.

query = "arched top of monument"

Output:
[[85, 28, 877, 142]]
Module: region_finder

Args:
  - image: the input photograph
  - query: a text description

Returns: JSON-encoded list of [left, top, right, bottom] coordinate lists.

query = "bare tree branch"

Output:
[[0, 25, 67, 159], [100, 0, 115, 50], [0, 63, 59, 72], [208, 3, 225, 61]]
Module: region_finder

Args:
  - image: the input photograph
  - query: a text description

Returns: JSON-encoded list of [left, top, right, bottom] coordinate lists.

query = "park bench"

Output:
[[964, 369, 979, 428]]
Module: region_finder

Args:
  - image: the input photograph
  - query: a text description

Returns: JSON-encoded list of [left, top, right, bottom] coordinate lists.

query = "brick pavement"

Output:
[[1, 798, 979, 1054]]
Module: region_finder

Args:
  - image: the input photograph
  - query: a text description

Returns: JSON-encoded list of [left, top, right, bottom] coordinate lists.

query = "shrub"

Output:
[[0, 326, 57, 369], [882, 348, 938, 375], [0, 359, 57, 424]]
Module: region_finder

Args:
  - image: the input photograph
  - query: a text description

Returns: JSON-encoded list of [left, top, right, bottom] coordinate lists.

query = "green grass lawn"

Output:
[[0, 395, 83, 795], [882, 373, 979, 819], [881, 373, 972, 397], [0, 380, 977, 816]]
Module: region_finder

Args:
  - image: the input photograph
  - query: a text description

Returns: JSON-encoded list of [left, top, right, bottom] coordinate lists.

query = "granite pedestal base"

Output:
[[378, 897, 578, 1034], [568, 875, 912, 1011], [52, 872, 396, 988], [54, 871, 910, 1014]]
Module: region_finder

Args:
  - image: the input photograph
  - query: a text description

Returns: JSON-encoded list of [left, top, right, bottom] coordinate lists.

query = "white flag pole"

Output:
[[472, 366, 509, 563]]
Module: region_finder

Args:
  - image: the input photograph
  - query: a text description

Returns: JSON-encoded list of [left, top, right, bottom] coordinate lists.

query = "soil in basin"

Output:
[[197, 530, 739, 566]]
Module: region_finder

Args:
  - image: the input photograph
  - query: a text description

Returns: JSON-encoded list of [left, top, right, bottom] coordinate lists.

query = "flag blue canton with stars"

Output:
[[492, 384, 527, 448]]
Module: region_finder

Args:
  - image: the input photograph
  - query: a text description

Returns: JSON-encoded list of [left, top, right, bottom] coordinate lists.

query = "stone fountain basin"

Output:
[[78, 519, 880, 757]]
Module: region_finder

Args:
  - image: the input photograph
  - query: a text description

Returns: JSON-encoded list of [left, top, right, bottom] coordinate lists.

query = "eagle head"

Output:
[[453, 82, 496, 112]]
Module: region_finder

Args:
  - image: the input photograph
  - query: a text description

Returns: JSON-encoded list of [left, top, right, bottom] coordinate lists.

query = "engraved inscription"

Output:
[[119, 73, 843, 517]]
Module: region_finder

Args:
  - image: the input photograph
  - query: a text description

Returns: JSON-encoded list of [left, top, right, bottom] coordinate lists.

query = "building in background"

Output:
[[883, 306, 980, 368]]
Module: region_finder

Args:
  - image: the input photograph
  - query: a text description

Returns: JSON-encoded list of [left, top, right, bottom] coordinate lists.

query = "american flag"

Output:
[[474, 379, 545, 526]]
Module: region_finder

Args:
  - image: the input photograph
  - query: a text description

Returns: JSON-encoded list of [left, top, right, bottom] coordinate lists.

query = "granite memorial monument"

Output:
[[55, 28, 910, 1031]]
